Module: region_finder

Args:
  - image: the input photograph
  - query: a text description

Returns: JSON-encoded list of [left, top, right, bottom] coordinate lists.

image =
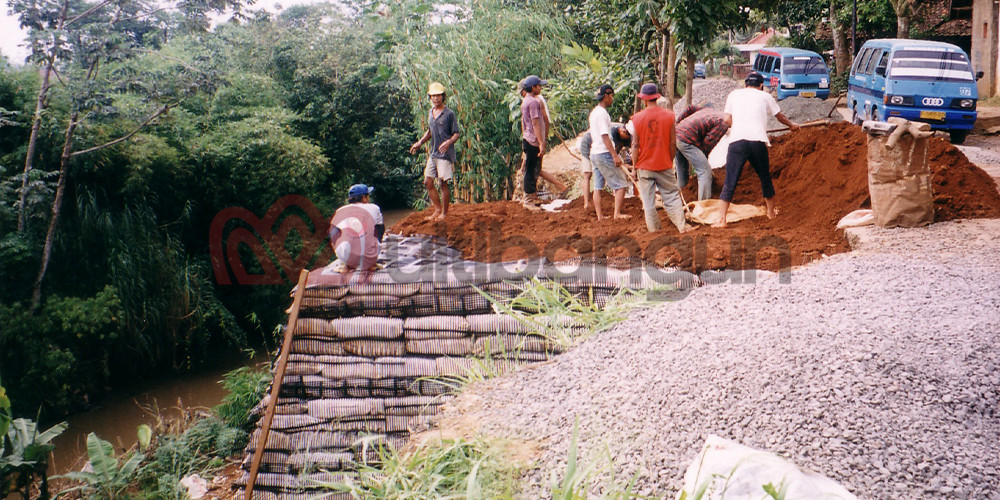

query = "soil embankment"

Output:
[[392, 123, 1000, 272]]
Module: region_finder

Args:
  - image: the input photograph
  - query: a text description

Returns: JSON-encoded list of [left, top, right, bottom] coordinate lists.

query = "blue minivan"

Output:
[[752, 47, 831, 100], [848, 39, 981, 144]]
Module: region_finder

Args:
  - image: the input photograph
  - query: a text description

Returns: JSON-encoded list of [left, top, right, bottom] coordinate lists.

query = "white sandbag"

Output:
[[836, 209, 875, 229], [676, 435, 857, 500], [708, 133, 732, 169]]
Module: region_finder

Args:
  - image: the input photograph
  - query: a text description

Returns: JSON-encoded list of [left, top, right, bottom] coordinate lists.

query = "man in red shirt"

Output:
[[629, 83, 694, 233]]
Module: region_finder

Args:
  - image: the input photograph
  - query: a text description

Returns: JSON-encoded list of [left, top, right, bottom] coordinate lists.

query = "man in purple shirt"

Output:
[[520, 75, 547, 203]]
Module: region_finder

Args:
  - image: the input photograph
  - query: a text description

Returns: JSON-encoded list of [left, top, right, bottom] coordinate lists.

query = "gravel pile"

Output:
[[671, 80, 843, 130], [672, 79, 741, 113], [443, 219, 1000, 499], [768, 96, 844, 129]]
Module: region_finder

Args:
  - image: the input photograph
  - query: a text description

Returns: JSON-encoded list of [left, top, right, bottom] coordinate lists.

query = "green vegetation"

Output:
[[215, 364, 273, 431], [58, 433, 146, 500], [478, 279, 652, 350], [0, 384, 67, 500], [319, 436, 522, 498]]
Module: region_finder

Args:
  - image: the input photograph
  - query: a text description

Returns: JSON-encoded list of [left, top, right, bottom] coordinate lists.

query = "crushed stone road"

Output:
[[441, 219, 1000, 499]]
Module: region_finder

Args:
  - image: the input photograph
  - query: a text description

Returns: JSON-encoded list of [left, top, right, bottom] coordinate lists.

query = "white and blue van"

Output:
[[752, 47, 831, 100], [848, 39, 981, 144]]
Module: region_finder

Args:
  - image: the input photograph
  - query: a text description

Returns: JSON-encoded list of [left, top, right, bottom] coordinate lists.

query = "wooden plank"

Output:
[[244, 269, 309, 500]]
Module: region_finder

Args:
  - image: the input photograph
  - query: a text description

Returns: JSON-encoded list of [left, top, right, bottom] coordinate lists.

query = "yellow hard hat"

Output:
[[427, 82, 447, 96]]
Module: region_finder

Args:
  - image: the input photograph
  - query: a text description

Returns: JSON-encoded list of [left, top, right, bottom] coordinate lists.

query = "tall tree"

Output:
[[662, 0, 744, 106], [887, 0, 915, 38], [10, 0, 246, 308]]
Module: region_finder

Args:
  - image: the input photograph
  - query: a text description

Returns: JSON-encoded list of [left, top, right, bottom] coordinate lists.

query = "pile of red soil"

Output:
[[393, 123, 1000, 272]]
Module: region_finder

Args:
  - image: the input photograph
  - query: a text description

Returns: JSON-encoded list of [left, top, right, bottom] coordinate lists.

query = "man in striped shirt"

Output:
[[675, 105, 729, 201]]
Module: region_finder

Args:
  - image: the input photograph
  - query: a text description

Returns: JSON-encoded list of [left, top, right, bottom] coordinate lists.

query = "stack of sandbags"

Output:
[[242, 258, 696, 497]]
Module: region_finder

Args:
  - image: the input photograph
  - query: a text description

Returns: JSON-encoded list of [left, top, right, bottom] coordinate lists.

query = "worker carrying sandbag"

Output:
[[863, 117, 935, 228]]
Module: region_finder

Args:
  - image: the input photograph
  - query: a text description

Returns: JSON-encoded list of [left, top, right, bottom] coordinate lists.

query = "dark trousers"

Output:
[[720, 140, 774, 202], [522, 139, 540, 195]]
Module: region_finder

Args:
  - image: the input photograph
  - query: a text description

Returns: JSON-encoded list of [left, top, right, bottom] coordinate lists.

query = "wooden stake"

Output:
[[827, 92, 846, 118], [244, 269, 309, 500]]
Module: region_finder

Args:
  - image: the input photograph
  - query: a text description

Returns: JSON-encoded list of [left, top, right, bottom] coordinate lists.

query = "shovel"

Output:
[[767, 118, 832, 134]]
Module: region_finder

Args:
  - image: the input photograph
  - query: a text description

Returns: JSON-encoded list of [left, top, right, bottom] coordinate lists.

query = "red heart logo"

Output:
[[209, 195, 332, 285]]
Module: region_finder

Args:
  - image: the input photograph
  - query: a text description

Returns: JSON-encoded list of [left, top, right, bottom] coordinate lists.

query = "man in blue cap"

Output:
[[328, 184, 384, 271]]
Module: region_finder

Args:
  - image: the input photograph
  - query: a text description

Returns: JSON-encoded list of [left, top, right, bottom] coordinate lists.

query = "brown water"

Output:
[[383, 208, 414, 230], [49, 359, 262, 474]]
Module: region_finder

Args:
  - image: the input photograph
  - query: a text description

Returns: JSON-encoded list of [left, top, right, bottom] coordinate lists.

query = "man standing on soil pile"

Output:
[[577, 124, 631, 212], [517, 80, 567, 200], [675, 105, 729, 201], [714, 72, 800, 228], [630, 83, 693, 233], [410, 82, 461, 221], [589, 84, 631, 220], [520, 75, 548, 205]]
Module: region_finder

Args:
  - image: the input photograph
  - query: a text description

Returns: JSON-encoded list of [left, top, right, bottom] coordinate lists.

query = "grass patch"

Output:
[[315, 436, 522, 499], [477, 278, 654, 350]]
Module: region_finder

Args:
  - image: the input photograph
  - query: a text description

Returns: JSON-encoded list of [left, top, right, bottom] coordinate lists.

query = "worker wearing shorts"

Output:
[[410, 82, 461, 221]]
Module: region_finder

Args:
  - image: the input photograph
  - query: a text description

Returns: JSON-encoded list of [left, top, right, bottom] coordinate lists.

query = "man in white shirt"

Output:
[[588, 84, 630, 220], [713, 72, 800, 228], [328, 184, 384, 271]]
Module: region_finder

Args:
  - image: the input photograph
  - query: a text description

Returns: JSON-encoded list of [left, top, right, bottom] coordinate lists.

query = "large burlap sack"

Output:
[[685, 199, 765, 225], [866, 132, 933, 227]]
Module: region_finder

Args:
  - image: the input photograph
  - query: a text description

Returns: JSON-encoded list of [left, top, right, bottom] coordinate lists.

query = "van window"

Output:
[[855, 49, 875, 75], [863, 49, 882, 74], [763, 56, 775, 73], [874, 52, 890, 74], [773, 58, 781, 72], [889, 48, 975, 82], [853, 48, 872, 75], [784, 56, 826, 75]]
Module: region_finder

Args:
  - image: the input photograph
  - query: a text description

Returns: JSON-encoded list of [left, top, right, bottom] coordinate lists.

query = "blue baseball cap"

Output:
[[348, 184, 374, 198], [522, 75, 547, 90]]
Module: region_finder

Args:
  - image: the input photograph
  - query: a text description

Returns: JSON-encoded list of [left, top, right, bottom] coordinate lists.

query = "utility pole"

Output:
[[852, 0, 857, 56]]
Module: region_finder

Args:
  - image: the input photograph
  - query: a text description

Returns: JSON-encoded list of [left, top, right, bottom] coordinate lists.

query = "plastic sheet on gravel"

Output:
[[442, 219, 1000, 499]]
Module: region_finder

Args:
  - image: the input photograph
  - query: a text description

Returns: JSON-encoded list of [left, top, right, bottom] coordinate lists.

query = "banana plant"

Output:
[[1, 417, 68, 500], [57, 433, 145, 500]]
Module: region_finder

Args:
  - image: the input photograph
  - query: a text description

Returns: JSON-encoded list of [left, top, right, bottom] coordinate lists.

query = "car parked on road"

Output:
[[752, 47, 830, 100], [847, 38, 981, 144], [694, 63, 706, 79]]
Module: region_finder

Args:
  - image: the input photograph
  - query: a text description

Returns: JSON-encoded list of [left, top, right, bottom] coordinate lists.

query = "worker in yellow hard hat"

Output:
[[410, 82, 461, 221]]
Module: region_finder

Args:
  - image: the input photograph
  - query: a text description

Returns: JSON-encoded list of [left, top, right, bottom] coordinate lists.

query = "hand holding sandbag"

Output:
[[885, 117, 933, 149]]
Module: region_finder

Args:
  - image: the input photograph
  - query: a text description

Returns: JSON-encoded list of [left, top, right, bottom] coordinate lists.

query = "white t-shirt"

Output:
[[724, 87, 781, 145], [588, 105, 613, 155], [332, 202, 382, 269]]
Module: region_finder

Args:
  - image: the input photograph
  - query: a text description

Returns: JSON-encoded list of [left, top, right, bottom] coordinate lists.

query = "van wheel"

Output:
[[949, 130, 968, 145]]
